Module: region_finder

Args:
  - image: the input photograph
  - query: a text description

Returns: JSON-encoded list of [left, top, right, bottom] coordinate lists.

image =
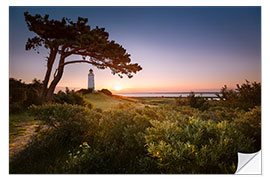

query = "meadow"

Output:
[[9, 79, 261, 174]]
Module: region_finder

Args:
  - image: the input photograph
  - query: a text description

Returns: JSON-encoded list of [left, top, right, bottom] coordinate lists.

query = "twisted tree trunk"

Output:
[[40, 48, 57, 102], [45, 55, 66, 102]]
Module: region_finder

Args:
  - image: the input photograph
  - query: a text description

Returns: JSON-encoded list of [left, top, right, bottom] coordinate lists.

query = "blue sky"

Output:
[[9, 7, 261, 92]]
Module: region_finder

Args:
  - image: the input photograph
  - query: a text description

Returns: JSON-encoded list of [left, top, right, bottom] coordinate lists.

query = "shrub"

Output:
[[53, 88, 93, 109], [61, 104, 153, 173], [9, 78, 42, 113], [218, 80, 261, 111], [10, 103, 101, 173], [197, 106, 244, 123], [145, 117, 255, 174], [176, 92, 209, 111], [234, 106, 261, 151], [76, 88, 93, 95], [99, 89, 113, 96], [172, 105, 200, 117], [187, 92, 208, 110], [9, 102, 24, 114], [29, 104, 100, 143], [10, 102, 260, 174]]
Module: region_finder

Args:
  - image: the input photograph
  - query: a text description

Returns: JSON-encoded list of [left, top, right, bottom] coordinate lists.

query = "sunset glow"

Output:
[[9, 7, 261, 93], [113, 85, 123, 91]]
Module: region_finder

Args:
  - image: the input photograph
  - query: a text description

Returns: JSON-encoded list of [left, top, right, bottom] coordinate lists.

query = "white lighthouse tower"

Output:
[[88, 69, 95, 92]]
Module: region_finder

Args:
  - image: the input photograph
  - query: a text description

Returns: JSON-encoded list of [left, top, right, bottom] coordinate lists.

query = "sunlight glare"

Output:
[[114, 85, 122, 91]]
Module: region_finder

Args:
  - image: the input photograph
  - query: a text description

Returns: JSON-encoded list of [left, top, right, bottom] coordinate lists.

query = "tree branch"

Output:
[[61, 60, 93, 66]]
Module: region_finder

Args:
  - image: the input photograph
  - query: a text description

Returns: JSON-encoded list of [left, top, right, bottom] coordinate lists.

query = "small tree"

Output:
[[217, 80, 261, 111], [24, 12, 142, 102]]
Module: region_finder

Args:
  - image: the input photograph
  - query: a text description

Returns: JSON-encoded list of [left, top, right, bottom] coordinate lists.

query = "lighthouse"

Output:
[[88, 69, 95, 92]]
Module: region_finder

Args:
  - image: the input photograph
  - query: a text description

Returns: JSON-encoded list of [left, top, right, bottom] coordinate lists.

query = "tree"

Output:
[[217, 80, 261, 111], [24, 12, 142, 102], [9, 78, 43, 113]]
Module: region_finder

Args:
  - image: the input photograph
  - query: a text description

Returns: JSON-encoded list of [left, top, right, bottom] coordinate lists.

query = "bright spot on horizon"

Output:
[[113, 85, 122, 91]]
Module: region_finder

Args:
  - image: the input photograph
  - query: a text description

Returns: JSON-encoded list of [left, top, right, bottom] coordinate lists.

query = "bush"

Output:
[[76, 88, 93, 95], [29, 103, 99, 142], [218, 80, 261, 111], [145, 117, 255, 174], [234, 106, 261, 151], [53, 88, 93, 109], [176, 92, 209, 111], [9, 102, 24, 114], [63, 104, 153, 173], [10, 102, 260, 174], [9, 78, 42, 113], [198, 106, 244, 123], [10, 103, 101, 173], [99, 89, 112, 96]]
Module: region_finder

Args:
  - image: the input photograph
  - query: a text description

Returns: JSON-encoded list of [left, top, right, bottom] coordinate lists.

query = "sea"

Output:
[[55, 87, 221, 98], [116, 92, 221, 98]]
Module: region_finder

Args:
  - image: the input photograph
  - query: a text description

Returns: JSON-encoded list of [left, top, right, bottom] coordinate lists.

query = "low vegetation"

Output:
[[83, 91, 138, 110], [9, 78, 43, 113], [53, 88, 93, 109], [9, 80, 261, 174]]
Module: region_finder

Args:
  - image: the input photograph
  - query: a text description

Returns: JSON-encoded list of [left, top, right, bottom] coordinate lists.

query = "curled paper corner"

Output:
[[235, 150, 261, 174]]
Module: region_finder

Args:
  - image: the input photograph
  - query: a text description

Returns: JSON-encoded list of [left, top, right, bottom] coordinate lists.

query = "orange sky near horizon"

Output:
[[9, 7, 261, 93]]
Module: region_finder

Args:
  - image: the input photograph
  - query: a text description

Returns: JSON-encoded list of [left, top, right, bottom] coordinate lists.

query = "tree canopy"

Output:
[[24, 12, 142, 101]]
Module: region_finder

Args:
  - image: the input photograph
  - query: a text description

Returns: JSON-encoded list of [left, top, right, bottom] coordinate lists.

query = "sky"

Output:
[[9, 7, 261, 93]]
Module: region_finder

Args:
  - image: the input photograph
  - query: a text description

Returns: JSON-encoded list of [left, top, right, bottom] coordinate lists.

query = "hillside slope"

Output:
[[84, 92, 140, 110]]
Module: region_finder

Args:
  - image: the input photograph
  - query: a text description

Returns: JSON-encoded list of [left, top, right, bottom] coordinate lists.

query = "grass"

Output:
[[9, 112, 40, 159], [84, 92, 140, 110], [133, 97, 176, 106], [9, 95, 175, 144], [9, 112, 36, 142], [9, 94, 177, 160], [84, 92, 177, 110]]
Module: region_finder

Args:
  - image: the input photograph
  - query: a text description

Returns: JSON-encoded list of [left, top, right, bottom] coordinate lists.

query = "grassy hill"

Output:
[[83, 92, 177, 110], [83, 92, 141, 110]]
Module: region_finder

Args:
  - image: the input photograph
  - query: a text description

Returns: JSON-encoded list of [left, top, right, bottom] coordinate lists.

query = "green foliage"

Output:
[[198, 106, 244, 123], [29, 104, 99, 142], [234, 106, 261, 151], [24, 12, 142, 79], [10, 104, 101, 173], [62, 104, 154, 173], [10, 96, 260, 174], [187, 92, 209, 111], [218, 80, 261, 111], [9, 113, 36, 142], [99, 89, 113, 96], [173, 104, 200, 117], [76, 88, 93, 95], [138, 97, 175, 106], [175, 80, 261, 112], [83, 92, 136, 110], [145, 117, 254, 173], [9, 78, 42, 113], [53, 88, 93, 109], [176, 92, 209, 111]]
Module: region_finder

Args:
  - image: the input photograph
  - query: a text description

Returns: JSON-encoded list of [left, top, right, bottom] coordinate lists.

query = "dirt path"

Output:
[[9, 123, 39, 160]]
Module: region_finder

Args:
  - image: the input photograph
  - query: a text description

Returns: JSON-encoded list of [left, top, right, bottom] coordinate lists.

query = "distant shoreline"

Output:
[[116, 92, 221, 98], [117, 92, 220, 94]]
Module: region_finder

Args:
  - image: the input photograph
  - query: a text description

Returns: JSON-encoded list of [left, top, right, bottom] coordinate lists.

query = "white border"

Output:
[[2, 0, 270, 179]]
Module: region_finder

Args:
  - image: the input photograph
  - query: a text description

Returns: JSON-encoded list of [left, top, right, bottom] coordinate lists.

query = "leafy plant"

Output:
[[10, 96, 260, 174], [52, 87, 93, 109], [145, 117, 255, 173], [218, 80, 261, 111], [9, 78, 43, 113], [176, 92, 209, 111], [234, 106, 261, 151]]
